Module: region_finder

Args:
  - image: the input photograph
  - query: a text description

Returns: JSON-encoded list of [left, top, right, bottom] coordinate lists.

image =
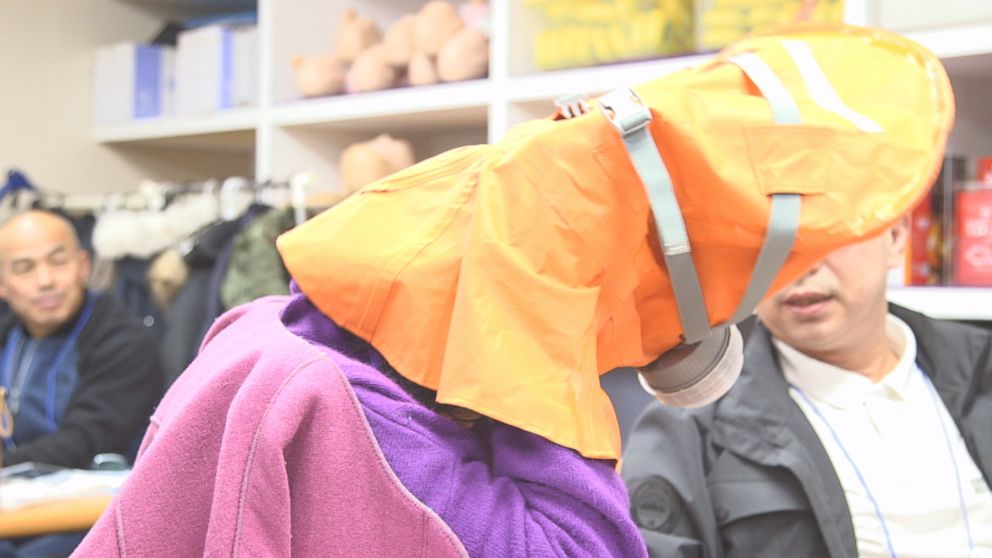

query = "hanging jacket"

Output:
[[112, 257, 164, 342], [621, 305, 992, 558], [160, 218, 241, 385], [220, 206, 294, 310]]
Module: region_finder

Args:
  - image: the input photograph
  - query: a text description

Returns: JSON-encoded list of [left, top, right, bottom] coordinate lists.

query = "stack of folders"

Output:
[[92, 23, 257, 124]]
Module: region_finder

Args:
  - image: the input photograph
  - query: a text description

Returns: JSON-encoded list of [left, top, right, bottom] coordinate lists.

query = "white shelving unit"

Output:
[[270, 80, 490, 129], [888, 287, 992, 321], [93, 107, 257, 151], [94, 108, 258, 142], [95, 0, 992, 320]]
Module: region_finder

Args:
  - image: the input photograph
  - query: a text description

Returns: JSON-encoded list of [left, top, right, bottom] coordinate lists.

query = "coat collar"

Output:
[[888, 304, 992, 479], [710, 305, 992, 558], [711, 323, 858, 558]]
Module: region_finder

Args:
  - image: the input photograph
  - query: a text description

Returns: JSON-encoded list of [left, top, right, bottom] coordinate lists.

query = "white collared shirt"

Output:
[[776, 315, 992, 557]]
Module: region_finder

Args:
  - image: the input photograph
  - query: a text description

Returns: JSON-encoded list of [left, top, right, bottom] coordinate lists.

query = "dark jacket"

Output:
[[622, 305, 992, 558], [0, 292, 164, 468], [161, 218, 242, 386]]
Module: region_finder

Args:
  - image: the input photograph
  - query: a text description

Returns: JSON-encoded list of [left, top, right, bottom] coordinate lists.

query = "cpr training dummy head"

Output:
[[278, 24, 954, 460]]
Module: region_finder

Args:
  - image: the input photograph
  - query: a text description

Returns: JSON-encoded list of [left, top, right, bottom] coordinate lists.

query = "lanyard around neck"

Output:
[[1, 293, 98, 435], [920, 371, 976, 552], [790, 367, 975, 558]]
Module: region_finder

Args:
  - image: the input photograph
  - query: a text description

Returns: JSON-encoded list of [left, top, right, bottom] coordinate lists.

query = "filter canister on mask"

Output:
[[637, 326, 744, 408]]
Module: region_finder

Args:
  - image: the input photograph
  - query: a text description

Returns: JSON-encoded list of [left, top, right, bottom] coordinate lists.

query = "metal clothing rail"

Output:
[[8, 173, 313, 227]]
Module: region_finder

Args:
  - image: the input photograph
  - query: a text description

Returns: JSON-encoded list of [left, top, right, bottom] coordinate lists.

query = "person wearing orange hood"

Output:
[[72, 24, 952, 558]]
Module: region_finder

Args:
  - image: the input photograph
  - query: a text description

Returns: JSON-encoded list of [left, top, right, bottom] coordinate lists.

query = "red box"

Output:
[[979, 157, 992, 184], [907, 192, 940, 285], [955, 183, 992, 286]]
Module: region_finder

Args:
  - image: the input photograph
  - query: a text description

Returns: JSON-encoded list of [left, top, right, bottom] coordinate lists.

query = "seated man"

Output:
[[623, 217, 992, 557], [0, 210, 163, 557]]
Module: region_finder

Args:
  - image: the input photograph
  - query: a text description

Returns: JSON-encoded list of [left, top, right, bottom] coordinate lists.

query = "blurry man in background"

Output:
[[0, 210, 163, 558]]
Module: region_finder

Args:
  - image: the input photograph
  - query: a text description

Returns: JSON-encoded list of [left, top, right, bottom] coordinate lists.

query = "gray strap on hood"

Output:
[[727, 52, 803, 324], [599, 88, 711, 344]]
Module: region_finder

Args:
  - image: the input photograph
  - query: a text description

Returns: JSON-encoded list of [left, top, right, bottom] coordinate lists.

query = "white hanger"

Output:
[[290, 173, 311, 226], [220, 176, 250, 221]]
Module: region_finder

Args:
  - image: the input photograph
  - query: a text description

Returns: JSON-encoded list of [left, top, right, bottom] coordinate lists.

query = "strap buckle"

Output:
[[598, 88, 652, 136]]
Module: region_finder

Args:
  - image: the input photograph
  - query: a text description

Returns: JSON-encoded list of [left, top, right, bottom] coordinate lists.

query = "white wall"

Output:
[[876, 0, 992, 31], [0, 0, 252, 197]]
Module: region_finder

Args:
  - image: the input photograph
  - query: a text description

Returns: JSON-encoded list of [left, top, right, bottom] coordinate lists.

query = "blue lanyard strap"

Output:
[[921, 372, 975, 551], [790, 368, 977, 558], [789, 383, 900, 558], [45, 294, 98, 428], [0, 293, 99, 435], [1, 328, 21, 388]]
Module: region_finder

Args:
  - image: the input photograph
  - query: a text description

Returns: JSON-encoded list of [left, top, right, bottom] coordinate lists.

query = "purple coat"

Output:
[[73, 295, 647, 557]]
